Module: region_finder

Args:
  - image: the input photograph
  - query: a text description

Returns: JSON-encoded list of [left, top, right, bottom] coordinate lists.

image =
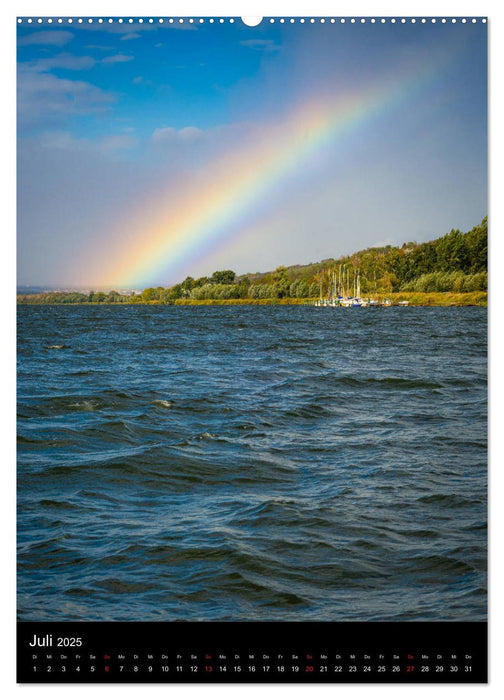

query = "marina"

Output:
[[313, 265, 408, 307], [313, 296, 402, 307]]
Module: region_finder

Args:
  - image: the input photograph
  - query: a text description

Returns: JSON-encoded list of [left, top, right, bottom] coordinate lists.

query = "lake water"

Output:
[[17, 305, 487, 621]]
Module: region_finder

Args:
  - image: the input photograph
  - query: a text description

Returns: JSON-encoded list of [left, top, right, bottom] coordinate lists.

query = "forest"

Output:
[[18, 217, 487, 304]]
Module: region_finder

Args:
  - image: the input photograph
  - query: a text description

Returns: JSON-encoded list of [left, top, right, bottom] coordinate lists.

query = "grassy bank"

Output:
[[17, 292, 487, 307], [173, 297, 311, 306], [385, 292, 487, 306], [175, 292, 487, 306]]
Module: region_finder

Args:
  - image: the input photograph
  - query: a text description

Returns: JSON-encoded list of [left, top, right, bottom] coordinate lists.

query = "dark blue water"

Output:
[[17, 305, 487, 621]]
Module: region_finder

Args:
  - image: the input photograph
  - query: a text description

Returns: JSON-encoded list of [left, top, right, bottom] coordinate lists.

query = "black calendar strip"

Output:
[[17, 621, 487, 683]]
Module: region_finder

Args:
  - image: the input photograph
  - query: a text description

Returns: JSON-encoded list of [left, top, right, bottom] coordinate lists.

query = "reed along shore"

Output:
[[157, 292, 487, 307], [17, 292, 487, 307]]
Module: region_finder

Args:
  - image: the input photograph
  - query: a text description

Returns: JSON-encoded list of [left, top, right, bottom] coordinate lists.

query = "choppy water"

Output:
[[17, 305, 487, 621]]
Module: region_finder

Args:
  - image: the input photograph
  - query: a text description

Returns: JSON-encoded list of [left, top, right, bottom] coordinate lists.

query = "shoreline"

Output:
[[17, 292, 487, 307]]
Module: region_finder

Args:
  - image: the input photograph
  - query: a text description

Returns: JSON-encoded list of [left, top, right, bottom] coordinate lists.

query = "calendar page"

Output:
[[16, 13, 487, 683]]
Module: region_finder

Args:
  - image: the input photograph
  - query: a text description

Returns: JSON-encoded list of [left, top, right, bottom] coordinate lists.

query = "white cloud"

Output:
[[76, 22, 194, 35], [18, 30, 74, 47], [240, 39, 280, 52], [39, 130, 136, 154], [121, 33, 142, 41], [99, 134, 137, 152], [148, 122, 253, 171], [132, 76, 143, 84], [102, 54, 134, 64], [17, 68, 115, 127], [151, 126, 204, 143], [17, 50, 130, 128], [38, 131, 77, 150], [25, 53, 97, 72], [85, 45, 115, 51], [76, 23, 156, 35]]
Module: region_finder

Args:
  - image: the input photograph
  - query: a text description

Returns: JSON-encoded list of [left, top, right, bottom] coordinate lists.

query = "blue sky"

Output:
[[17, 18, 487, 288]]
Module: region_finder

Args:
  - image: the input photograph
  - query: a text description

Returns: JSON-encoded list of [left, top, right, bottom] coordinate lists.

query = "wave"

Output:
[[17, 304, 487, 621]]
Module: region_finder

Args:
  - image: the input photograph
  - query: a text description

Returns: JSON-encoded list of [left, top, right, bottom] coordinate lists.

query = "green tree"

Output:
[[141, 287, 160, 301], [273, 266, 290, 298], [211, 270, 236, 285], [465, 217, 487, 273]]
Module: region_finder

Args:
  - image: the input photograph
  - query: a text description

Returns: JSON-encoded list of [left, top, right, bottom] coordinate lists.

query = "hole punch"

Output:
[[241, 17, 263, 27]]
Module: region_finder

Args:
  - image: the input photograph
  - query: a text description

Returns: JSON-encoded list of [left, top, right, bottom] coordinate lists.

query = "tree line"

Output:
[[18, 217, 487, 304]]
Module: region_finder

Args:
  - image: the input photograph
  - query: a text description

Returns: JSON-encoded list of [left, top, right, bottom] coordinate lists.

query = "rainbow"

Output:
[[96, 63, 439, 288]]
